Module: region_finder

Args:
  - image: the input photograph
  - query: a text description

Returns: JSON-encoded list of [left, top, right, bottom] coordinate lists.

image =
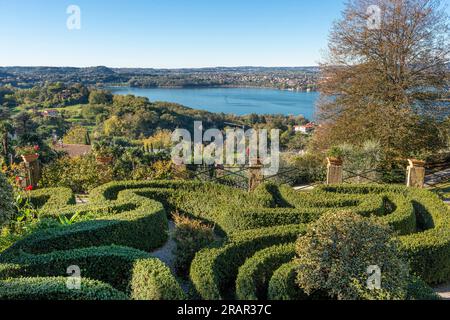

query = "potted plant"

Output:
[[408, 151, 428, 168], [327, 146, 344, 166], [16, 145, 40, 163]]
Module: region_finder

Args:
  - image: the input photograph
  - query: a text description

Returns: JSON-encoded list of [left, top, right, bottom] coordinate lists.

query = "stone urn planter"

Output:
[[408, 159, 426, 168], [21, 154, 39, 163], [327, 157, 343, 166]]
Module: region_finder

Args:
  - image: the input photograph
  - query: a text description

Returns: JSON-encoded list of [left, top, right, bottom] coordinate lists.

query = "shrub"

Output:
[[29, 187, 76, 211], [314, 184, 450, 284], [0, 246, 183, 300], [295, 211, 410, 300], [406, 276, 441, 300], [0, 277, 128, 300], [399, 189, 450, 284], [267, 261, 307, 301], [0, 172, 15, 226], [172, 213, 215, 277], [130, 259, 186, 300], [235, 243, 296, 300], [2, 191, 168, 255], [40, 155, 113, 193], [190, 224, 305, 300]]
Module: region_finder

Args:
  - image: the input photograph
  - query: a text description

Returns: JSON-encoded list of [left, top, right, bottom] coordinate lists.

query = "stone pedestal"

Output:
[[326, 157, 343, 185], [24, 160, 41, 188], [406, 159, 425, 188]]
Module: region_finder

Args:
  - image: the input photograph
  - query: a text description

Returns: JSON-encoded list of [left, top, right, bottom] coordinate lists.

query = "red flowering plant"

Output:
[[11, 184, 39, 233]]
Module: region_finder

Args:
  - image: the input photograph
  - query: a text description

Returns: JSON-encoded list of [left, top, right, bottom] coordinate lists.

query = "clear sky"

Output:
[[0, 0, 347, 68]]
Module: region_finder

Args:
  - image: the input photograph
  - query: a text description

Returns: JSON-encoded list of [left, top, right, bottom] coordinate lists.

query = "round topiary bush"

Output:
[[0, 172, 15, 226], [295, 210, 410, 300]]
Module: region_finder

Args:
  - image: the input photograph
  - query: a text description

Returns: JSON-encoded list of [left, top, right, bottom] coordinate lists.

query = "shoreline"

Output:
[[104, 84, 318, 93]]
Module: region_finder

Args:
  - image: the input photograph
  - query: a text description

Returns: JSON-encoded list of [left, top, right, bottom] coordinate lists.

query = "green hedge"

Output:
[[4, 191, 168, 254], [267, 261, 307, 301], [235, 243, 296, 300], [0, 277, 129, 300], [0, 246, 183, 300], [398, 189, 450, 284], [267, 264, 440, 301], [190, 224, 305, 300], [91, 181, 274, 233], [29, 187, 76, 212], [130, 259, 186, 300], [220, 192, 415, 235], [313, 184, 450, 284], [89, 180, 203, 203], [1, 246, 152, 292], [3, 181, 449, 300]]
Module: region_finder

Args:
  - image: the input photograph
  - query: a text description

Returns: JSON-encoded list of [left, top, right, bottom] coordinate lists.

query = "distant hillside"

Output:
[[0, 66, 319, 90]]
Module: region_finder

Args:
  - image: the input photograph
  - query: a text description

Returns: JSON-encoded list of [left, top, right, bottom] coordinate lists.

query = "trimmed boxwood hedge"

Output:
[[311, 185, 450, 284], [267, 261, 307, 301], [398, 189, 450, 284], [130, 259, 186, 300], [189, 224, 305, 300], [0, 246, 184, 300], [0, 277, 129, 300], [2, 180, 449, 300], [4, 191, 168, 255], [29, 187, 76, 212], [235, 243, 296, 300]]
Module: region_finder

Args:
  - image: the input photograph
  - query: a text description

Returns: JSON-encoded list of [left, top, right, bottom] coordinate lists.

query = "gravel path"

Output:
[[151, 221, 177, 274], [150, 221, 192, 294], [425, 168, 450, 187]]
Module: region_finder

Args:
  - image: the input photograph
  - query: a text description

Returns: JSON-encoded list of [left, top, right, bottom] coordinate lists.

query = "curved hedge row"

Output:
[[0, 245, 185, 300], [4, 191, 168, 254], [1, 180, 449, 300], [0, 185, 186, 300], [29, 187, 76, 212], [267, 261, 306, 301], [311, 185, 450, 284], [235, 243, 296, 300], [190, 224, 305, 300], [0, 277, 129, 300]]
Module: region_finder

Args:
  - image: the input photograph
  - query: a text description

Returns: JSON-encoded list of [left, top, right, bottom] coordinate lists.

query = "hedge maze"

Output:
[[0, 180, 449, 300]]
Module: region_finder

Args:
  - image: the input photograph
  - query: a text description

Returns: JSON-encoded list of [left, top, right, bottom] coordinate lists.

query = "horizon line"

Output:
[[0, 64, 320, 70]]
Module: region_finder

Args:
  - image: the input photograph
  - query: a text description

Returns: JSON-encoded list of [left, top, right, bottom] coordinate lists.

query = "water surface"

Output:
[[109, 87, 318, 119]]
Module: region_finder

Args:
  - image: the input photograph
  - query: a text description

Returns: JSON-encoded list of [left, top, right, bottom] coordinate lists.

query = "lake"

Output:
[[108, 87, 319, 119]]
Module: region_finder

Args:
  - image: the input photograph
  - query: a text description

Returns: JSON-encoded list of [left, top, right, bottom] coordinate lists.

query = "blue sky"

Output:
[[1, 0, 346, 68]]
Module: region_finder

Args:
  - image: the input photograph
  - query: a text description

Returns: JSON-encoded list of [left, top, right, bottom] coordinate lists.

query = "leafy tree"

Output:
[[143, 130, 173, 151], [88, 90, 113, 105], [316, 0, 450, 160]]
